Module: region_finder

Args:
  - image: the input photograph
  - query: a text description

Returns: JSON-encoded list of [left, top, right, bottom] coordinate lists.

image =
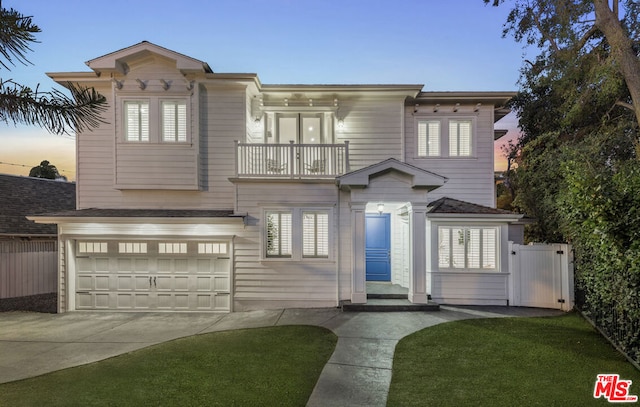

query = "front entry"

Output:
[[365, 213, 391, 281]]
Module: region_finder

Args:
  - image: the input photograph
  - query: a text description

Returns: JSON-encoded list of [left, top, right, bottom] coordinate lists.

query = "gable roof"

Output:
[[85, 41, 213, 75], [0, 174, 76, 237], [337, 158, 447, 190]]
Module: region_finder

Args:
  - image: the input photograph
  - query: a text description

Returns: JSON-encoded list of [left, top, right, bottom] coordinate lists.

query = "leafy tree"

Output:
[[0, 3, 107, 135], [29, 159, 64, 180]]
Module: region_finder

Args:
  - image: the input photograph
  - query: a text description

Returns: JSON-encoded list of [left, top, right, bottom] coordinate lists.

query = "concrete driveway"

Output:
[[0, 306, 564, 406]]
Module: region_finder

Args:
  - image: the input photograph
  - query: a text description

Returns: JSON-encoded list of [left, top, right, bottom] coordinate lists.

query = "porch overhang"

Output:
[[336, 158, 447, 191], [426, 197, 524, 222], [28, 209, 247, 225]]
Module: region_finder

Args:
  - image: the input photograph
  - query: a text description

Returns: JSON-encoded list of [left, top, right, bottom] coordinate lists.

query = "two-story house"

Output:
[[33, 42, 522, 313]]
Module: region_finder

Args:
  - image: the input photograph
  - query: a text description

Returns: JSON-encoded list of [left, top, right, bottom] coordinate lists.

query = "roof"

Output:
[[427, 197, 521, 217], [337, 158, 447, 190], [0, 174, 76, 236]]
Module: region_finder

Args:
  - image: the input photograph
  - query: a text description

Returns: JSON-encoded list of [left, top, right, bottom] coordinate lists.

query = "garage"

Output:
[[74, 240, 231, 312]]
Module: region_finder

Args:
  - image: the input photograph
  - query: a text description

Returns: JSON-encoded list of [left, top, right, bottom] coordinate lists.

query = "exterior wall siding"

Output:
[[234, 181, 339, 310], [404, 105, 496, 207]]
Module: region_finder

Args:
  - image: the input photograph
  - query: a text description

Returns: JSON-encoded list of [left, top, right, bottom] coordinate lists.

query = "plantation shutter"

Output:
[[451, 228, 466, 268], [418, 121, 440, 156], [303, 212, 329, 258], [125, 101, 149, 141], [438, 227, 451, 268], [449, 120, 472, 156], [266, 212, 292, 257], [482, 228, 497, 269], [467, 228, 481, 268], [162, 101, 187, 142]]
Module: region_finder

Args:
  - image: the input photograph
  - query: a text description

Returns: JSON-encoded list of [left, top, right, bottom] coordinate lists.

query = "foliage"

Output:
[[488, 0, 640, 363], [0, 325, 337, 406], [29, 159, 63, 180], [0, 5, 107, 135], [389, 313, 640, 406]]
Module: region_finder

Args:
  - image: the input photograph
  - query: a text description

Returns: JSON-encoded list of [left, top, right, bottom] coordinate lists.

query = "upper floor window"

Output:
[[449, 119, 473, 157], [124, 101, 149, 142], [120, 97, 189, 143], [417, 120, 440, 157], [162, 100, 187, 142]]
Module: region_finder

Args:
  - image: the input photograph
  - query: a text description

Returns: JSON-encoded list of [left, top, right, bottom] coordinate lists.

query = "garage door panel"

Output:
[[75, 240, 232, 312]]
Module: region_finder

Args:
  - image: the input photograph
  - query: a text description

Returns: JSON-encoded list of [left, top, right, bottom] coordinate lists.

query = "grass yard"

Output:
[[0, 325, 336, 407], [388, 312, 640, 406]]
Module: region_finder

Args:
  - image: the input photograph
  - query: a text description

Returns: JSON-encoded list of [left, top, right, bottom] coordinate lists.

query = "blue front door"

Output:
[[366, 213, 391, 281]]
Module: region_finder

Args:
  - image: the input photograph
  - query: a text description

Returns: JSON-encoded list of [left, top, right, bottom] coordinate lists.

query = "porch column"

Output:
[[350, 202, 367, 303], [409, 203, 428, 304]]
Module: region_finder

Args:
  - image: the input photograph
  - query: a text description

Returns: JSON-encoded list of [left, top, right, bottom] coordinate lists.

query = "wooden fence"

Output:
[[0, 240, 58, 299]]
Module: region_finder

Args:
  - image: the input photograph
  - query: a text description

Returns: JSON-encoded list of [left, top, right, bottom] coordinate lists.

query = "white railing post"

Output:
[[234, 140, 240, 177], [344, 140, 350, 173]]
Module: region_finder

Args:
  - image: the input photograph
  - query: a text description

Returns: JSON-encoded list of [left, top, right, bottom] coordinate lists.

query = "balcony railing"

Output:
[[235, 140, 350, 179]]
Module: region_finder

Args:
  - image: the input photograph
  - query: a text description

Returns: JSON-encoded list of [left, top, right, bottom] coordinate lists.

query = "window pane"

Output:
[[438, 228, 450, 268], [162, 101, 187, 142], [266, 212, 292, 257], [418, 121, 440, 157], [278, 117, 297, 144], [483, 228, 497, 269], [303, 212, 329, 258], [449, 120, 472, 156], [451, 228, 466, 268], [125, 101, 149, 142], [301, 116, 321, 144], [467, 229, 481, 268]]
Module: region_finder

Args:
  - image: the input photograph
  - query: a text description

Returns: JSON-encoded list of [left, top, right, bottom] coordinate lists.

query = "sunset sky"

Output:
[[1, 0, 527, 180]]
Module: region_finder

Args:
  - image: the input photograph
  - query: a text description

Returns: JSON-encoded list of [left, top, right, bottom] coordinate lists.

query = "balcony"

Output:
[[235, 141, 350, 179]]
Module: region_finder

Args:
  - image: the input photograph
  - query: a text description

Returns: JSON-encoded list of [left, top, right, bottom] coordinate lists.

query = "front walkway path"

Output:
[[0, 306, 564, 405]]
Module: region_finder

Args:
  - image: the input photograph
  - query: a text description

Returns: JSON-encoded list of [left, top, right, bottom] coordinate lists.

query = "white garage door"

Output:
[[75, 240, 231, 312]]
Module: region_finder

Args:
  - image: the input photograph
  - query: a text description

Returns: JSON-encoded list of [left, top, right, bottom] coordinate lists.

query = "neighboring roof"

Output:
[[427, 197, 522, 219], [0, 174, 76, 236], [29, 208, 245, 225], [337, 158, 447, 190]]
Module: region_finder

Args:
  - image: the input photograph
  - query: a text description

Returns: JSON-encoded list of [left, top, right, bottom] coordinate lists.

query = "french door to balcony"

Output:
[[276, 113, 324, 144]]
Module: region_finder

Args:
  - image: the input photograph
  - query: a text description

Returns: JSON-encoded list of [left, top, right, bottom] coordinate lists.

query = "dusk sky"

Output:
[[1, 0, 527, 180]]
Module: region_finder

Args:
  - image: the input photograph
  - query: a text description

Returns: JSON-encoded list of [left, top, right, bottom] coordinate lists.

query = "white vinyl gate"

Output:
[[509, 243, 574, 311]]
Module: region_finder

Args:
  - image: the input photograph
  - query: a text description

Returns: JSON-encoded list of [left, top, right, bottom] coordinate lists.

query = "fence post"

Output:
[[508, 241, 517, 306]]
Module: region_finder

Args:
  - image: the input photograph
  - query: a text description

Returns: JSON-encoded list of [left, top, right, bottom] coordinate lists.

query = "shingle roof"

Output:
[[0, 174, 76, 236], [427, 197, 515, 215], [38, 208, 237, 218]]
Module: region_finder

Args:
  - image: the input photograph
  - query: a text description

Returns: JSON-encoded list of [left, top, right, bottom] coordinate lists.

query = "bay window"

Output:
[[121, 98, 189, 143]]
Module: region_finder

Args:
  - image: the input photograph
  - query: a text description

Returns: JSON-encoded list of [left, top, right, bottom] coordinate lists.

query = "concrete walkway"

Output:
[[0, 306, 564, 405]]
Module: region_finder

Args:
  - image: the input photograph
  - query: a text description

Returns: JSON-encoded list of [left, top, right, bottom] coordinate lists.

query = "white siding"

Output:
[[234, 181, 339, 309], [430, 272, 509, 305], [336, 98, 405, 170], [405, 105, 496, 207]]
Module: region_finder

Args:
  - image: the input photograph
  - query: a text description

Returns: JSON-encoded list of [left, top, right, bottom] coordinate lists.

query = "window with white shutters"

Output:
[[438, 226, 498, 271], [449, 119, 472, 156], [162, 100, 187, 142], [303, 212, 329, 258], [266, 211, 292, 258], [417, 120, 440, 157], [124, 101, 149, 142]]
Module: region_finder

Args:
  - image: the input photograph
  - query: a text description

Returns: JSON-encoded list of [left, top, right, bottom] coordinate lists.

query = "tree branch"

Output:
[[0, 79, 108, 135], [615, 100, 634, 111]]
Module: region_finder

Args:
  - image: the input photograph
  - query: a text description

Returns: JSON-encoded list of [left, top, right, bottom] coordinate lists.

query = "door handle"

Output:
[[153, 277, 157, 287], [149, 277, 152, 287]]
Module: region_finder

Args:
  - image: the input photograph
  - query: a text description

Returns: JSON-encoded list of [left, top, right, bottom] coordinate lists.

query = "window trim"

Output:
[[437, 225, 499, 272], [118, 96, 191, 144], [302, 211, 329, 258], [161, 100, 188, 143], [413, 115, 477, 158], [416, 119, 441, 157], [262, 207, 333, 261], [448, 118, 474, 157], [123, 100, 150, 142], [265, 210, 293, 258]]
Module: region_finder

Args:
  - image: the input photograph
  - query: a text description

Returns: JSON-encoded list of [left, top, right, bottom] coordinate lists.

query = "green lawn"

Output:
[[0, 325, 337, 407], [388, 312, 640, 406]]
